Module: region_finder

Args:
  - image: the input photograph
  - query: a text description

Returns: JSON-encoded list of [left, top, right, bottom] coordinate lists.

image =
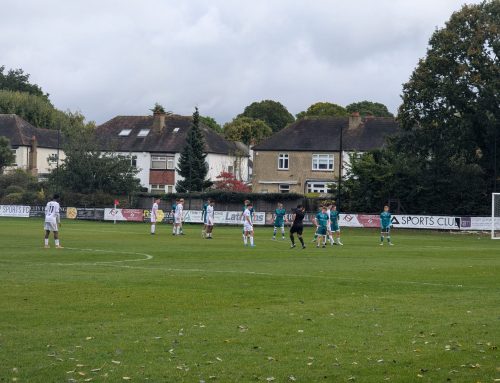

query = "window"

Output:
[[150, 184, 174, 193], [11, 149, 17, 166], [119, 129, 132, 136], [278, 153, 289, 170], [47, 153, 58, 164], [227, 165, 234, 174], [130, 155, 137, 167], [307, 182, 330, 194], [312, 154, 334, 171], [279, 184, 290, 193], [167, 157, 175, 170], [137, 129, 150, 137], [173, 128, 180, 133]]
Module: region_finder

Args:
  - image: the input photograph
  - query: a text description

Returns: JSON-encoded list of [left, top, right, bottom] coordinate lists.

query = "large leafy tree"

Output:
[[176, 107, 212, 192], [239, 100, 294, 133], [346, 101, 394, 117], [0, 66, 48, 100], [213, 171, 251, 192], [200, 115, 223, 134], [345, 0, 499, 215], [0, 136, 15, 174], [296, 102, 348, 119], [223, 117, 272, 145], [50, 129, 140, 195]]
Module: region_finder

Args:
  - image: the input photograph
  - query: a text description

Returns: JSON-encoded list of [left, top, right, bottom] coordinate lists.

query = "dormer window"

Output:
[[137, 129, 150, 137], [119, 129, 132, 136], [173, 128, 180, 133]]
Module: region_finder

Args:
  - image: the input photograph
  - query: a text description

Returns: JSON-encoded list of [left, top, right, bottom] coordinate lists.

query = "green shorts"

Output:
[[316, 226, 327, 236], [330, 224, 340, 232]]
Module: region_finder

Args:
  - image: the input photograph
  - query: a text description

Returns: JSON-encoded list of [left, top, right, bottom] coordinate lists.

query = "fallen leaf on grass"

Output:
[[297, 330, 304, 333], [78, 371, 86, 376], [66, 370, 75, 374], [237, 325, 248, 332], [85, 337, 94, 340], [111, 360, 121, 365], [266, 377, 275, 382], [288, 376, 297, 381], [90, 368, 101, 372], [377, 359, 384, 363], [123, 377, 131, 380], [215, 357, 223, 362]]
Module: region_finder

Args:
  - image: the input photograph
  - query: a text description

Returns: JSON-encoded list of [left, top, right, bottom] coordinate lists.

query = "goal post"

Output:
[[492, 193, 500, 239]]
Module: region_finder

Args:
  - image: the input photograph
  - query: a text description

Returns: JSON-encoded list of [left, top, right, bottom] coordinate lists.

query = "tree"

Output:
[[223, 117, 272, 145], [345, 1, 499, 215], [213, 171, 251, 192], [0, 65, 48, 100], [296, 102, 349, 119], [239, 100, 294, 133], [346, 101, 394, 117], [200, 115, 223, 134], [50, 129, 140, 195], [176, 107, 212, 192], [0, 136, 15, 173]]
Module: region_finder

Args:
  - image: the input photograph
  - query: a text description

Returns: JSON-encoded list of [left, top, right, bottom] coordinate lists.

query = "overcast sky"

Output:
[[1, 0, 482, 125]]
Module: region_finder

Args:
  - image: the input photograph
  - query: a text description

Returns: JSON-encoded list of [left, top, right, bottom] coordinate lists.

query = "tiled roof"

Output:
[[0, 114, 61, 148], [96, 114, 247, 155], [253, 116, 400, 151]]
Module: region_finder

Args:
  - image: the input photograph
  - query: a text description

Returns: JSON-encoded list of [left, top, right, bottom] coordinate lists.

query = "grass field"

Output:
[[0, 218, 499, 383]]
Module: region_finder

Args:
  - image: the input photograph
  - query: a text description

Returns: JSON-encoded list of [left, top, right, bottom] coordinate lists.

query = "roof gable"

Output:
[[96, 115, 246, 155], [252, 117, 400, 152], [0, 114, 61, 148]]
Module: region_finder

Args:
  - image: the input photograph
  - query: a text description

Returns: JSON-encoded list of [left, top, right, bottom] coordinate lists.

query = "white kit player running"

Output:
[[44, 194, 63, 249], [174, 198, 184, 235], [243, 202, 255, 247], [151, 198, 160, 235], [205, 199, 215, 239]]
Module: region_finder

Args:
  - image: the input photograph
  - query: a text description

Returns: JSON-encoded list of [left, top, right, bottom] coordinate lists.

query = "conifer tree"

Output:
[[176, 107, 211, 192]]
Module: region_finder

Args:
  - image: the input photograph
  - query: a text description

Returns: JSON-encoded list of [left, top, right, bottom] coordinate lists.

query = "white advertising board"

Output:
[[0, 205, 31, 218]]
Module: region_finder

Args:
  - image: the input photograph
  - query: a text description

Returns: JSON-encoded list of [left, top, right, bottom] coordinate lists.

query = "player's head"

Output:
[[277, 202, 283, 208], [321, 205, 327, 212], [384, 205, 389, 212], [209, 199, 214, 205], [155, 198, 160, 204], [179, 198, 184, 204], [52, 194, 60, 201], [175, 198, 179, 203], [247, 202, 253, 208], [332, 204, 337, 211], [244, 199, 250, 206], [296, 204, 304, 211]]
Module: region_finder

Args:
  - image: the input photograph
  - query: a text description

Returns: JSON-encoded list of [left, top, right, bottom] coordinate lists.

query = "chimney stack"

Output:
[[153, 110, 166, 132], [29, 135, 38, 175], [349, 112, 362, 130]]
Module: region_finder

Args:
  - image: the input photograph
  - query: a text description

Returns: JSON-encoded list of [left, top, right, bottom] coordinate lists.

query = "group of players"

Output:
[[42, 194, 394, 248]]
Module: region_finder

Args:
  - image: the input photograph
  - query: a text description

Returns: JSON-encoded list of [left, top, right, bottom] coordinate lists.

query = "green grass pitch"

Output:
[[0, 218, 498, 382]]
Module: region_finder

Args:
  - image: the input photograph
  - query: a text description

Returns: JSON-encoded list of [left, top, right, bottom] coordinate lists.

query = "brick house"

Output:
[[252, 114, 399, 194], [96, 111, 249, 193]]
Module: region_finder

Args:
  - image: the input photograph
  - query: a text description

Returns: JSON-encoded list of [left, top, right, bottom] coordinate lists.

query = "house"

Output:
[[0, 114, 64, 178], [96, 111, 249, 193], [251, 114, 399, 194]]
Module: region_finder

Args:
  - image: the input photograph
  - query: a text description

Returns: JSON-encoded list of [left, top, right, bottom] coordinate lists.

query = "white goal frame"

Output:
[[492, 193, 500, 239]]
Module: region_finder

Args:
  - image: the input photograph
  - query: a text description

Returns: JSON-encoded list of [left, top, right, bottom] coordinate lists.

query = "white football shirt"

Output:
[[45, 201, 60, 222]]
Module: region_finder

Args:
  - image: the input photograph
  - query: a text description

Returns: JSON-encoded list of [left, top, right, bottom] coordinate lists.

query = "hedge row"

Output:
[[139, 191, 304, 203]]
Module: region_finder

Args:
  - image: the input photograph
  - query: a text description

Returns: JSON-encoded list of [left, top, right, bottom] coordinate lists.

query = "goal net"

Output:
[[492, 193, 500, 239]]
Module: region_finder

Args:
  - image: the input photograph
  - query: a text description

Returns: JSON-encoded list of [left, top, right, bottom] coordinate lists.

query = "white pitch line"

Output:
[[52, 247, 154, 265]]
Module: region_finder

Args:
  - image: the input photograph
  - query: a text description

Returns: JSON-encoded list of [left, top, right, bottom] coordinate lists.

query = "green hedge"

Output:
[[138, 191, 304, 203]]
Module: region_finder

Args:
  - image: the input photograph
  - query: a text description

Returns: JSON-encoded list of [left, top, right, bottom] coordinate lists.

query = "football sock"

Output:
[[151, 224, 155, 234], [380, 235, 384, 242], [299, 237, 304, 247], [273, 228, 277, 236], [44, 239, 49, 246], [55, 239, 60, 247], [290, 234, 295, 245], [250, 236, 254, 246], [387, 236, 391, 243], [243, 236, 248, 245], [329, 235, 334, 245]]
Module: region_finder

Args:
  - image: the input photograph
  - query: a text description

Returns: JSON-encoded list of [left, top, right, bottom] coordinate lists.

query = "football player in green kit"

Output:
[[328, 204, 343, 246], [380, 205, 394, 245], [313, 206, 330, 248], [272, 202, 288, 240]]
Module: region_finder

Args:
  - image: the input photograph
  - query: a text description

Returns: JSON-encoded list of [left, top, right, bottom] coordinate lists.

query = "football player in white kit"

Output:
[[205, 199, 215, 239], [243, 202, 255, 247], [44, 194, 63, 249], [174, 198, 184, 235], [151, 198, 160, 235]]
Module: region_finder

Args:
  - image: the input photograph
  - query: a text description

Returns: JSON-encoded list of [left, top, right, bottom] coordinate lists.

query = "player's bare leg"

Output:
[[44, 230, 51, 248]]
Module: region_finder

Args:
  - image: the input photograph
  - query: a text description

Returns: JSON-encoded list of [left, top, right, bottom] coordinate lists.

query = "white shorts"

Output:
[[151, 216, 157, 223], [175, 215, 182, 224], [244, 223, 253, 232], [44, 221, 58, 232], [207, 217, 214, 226]]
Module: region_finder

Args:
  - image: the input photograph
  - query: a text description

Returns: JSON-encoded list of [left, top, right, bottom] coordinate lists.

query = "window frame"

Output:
[[306, 182, 330, 194], [312, 153, 334, 171], [118, 129, 132, 136], [278, 153, 289, 170], [137, 129, 150, 137], [279, 184, 290, 194]]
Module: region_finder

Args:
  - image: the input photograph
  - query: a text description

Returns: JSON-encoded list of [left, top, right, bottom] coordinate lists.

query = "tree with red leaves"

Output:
[[213, 171, 251, 192]]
